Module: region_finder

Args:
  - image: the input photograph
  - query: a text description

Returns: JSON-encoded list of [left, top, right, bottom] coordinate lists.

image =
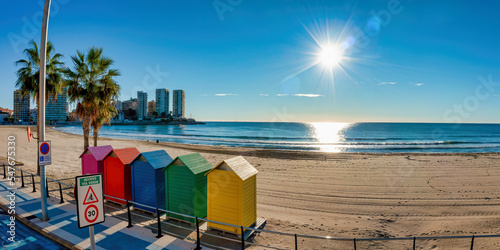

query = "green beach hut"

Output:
[[164, 153, 213, 223]]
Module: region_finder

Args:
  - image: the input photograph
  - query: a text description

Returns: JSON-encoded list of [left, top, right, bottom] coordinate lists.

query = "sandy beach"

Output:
[[2, 126, 500, 249]]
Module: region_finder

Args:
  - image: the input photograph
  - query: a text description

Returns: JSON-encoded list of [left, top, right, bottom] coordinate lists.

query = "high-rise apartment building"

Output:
[[13, 90, 30, 123], [137, 91, 148, 119], [155, 88, 169, 116], [46, 89, 68, 123], [172, 90, 185, 118]]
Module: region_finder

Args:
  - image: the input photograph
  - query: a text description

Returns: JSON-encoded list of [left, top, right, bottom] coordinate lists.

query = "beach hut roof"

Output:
[[207, 156, 258, 181], [107, 148, 141, 165], [79, 145, 113, 161], [169, 153, 213, 175], [132, 150, 173, 169]]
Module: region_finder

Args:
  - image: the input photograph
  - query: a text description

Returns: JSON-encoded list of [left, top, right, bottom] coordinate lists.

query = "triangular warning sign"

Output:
[[83, 186, 99, 205]]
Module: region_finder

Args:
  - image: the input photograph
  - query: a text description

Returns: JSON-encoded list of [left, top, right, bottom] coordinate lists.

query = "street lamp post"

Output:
[[39, 0, 52, 222]]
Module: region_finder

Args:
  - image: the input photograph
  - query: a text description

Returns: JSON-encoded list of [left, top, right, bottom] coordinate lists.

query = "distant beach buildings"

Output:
[[155, 88, 169, 117], [7, 87, 187, 124], [10, 89, 70, 124], [173, 90, 185, 118], [13, 90, 30, 123]]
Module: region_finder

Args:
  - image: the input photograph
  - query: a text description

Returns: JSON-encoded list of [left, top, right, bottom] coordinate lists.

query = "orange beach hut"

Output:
[[103, 147, 140, 204]]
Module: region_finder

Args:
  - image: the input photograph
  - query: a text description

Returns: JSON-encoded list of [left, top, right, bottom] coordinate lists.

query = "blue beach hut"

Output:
[[130, 150, 173, 212]]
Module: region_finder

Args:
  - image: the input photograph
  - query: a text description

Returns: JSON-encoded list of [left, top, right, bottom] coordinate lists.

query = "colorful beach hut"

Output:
[[206, 156, 258, 234], [80, 145, 113, 175], [103, 147, 140, 205], [164, 153, 213, 224], [130, 150, 173, 212]]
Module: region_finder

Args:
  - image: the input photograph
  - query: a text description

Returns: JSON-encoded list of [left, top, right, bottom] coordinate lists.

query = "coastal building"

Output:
[[122, 98, 138, 111], [0, 111, 10, 122], [130, 150, 173, 212], [147, 100, 156, 117], [0, 108, 13, 116], [163, 153, 213, 223], [46, 90, 68, 123], [172, 90, 185, 118], [206, 156, 258, 234], [155, 88, 169, 116], [137, 91, 148, 119], [13, 90, 30, 123]]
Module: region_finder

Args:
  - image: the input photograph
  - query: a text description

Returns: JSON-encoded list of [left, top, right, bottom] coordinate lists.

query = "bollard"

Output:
[[46, 179, 50, 198], [241, 226, 245, 250], [195, 217, 202, 250], [471, 235, 475, 250], [353, 238, 357, 250], [295, 234, 298, 250], [32, 174, 36, 192], [413, 237, 416, 250], [21, 170, 25, 187], [156, 208, 163, 238], [126, 201, 133, 228], [59, 182, 64, 204]]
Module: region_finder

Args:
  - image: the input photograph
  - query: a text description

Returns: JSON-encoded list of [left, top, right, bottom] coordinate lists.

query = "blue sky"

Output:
[[2, 0, 500, 122]]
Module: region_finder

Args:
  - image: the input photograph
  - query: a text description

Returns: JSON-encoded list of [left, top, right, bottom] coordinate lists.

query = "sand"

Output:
[[2, 126, 500, 249]]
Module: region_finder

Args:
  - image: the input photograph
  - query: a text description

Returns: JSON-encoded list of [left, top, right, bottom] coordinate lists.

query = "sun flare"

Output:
[[318, 45, 344, 68]]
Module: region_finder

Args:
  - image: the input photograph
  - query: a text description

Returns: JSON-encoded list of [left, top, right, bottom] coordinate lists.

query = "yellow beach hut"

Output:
[[206, 156, 258, 234]]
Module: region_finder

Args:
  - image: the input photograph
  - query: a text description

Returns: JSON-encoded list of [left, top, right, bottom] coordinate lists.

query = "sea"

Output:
[[54, 122, 500, 153]]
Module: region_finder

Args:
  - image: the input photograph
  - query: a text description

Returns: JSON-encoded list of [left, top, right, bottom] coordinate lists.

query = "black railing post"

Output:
[[46, 179, 49, 198], [156, 208, 163, 238], [58, 182, 64, 204], [353, 238, 357, 250], [195, 217, 202, 250], [21, 170, 25, 187], [295, 234, 298, 250], [413, 237, 416, 250], [471, 235, 475, 250], [241, 226, 245, 250], [126, 201, 133, 228], [32, 174, 36, 192], [3, 164, 6, 179]]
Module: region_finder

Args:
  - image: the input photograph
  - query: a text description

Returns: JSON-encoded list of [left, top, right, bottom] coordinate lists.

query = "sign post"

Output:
[[38, 141, 51, 166], [76, 174, 105, 250]]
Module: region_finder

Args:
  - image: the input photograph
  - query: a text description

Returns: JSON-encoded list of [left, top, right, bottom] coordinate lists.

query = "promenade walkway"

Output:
[[0, 178, 200, 250]]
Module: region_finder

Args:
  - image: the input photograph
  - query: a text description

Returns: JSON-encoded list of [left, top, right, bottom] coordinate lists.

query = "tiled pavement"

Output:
[[0, 179, 202, 250]]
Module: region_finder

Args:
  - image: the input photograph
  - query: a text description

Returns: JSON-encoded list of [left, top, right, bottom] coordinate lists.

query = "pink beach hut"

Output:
[[80, 145, 113, 175]]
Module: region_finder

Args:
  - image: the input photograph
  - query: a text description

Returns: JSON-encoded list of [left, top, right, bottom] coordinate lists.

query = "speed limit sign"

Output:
[[76, 174, 105, 228]]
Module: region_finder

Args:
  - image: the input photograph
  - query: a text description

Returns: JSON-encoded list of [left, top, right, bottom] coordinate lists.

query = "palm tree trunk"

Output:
[[93, 125, 99, 146], [82, 114, 91, 149]]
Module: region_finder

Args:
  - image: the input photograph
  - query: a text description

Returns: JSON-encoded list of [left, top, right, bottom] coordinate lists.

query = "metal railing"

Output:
[[2, 163, 500, 249]]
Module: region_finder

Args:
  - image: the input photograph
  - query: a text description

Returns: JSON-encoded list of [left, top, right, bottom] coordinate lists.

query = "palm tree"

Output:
[[15, 40, 64, 136], [64, 47, 120, 149], [15, 40, 64, 174]]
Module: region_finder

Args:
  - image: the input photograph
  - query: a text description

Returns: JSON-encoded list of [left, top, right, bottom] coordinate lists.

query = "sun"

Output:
[[317, 45, 344, 68]]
